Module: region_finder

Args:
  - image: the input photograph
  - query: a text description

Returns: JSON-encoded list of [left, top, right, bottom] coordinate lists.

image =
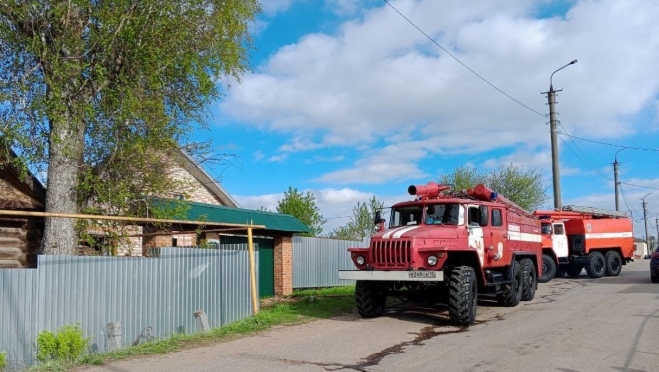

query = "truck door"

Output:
[[488, 207, 507, 268], [552, 222, 568, 260], [467, 205, 485, 266]]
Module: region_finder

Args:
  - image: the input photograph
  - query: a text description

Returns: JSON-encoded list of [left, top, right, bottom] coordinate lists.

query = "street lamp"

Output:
[[613, 147, 628, 211], [546, 59, 578, 210], [642, 192, 653, 251]]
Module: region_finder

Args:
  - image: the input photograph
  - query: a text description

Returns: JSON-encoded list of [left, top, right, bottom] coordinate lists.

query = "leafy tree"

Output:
[[0, 1, 260, 254], [441, 164, 548, 211], [440, 166, 484, 192], [329, 197, 384, 240], [276, 187, 326, 237]]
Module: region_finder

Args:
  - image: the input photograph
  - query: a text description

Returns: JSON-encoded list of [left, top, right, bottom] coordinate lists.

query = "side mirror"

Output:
[[374, 211, 386, 225]]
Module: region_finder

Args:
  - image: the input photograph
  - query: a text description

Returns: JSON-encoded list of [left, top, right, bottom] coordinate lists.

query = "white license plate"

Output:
[[408, 271, 436, 279]]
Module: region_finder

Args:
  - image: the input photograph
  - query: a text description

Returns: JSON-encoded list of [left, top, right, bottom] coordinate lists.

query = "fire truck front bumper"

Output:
[[338, 270, 445, 281]]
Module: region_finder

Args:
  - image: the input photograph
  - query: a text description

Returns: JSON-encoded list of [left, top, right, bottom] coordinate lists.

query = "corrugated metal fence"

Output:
[[0, 246, 257, 371], [292, 236, 368, 288]]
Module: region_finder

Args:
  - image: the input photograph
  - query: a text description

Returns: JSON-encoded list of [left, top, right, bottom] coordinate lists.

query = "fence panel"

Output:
[[0, 246, 257, 370], [292, 236, 368, 288], [0, 268, 38, 371]]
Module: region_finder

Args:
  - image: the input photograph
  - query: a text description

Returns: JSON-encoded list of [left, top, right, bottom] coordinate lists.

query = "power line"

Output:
[[619, 182, 659, 191], [559, 132, 659, 152], [558, 135, 610, 180], [382, 0, 546, 118], [620, 185, 640, 220]]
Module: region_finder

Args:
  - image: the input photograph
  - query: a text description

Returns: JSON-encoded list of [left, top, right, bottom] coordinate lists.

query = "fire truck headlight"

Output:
[[427, 255, 438, 266], [356, 256, 365, 265]]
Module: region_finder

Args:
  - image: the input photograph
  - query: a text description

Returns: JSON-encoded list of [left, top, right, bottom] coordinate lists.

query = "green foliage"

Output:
[[37, 325, 88, 363], [0, 350, 6, 370], [441, 164, 548, 211], [329, 197, 384, 240], [276, 187, 326, 236], [0, 1, 261, 254], [36, 331, 58, 363]]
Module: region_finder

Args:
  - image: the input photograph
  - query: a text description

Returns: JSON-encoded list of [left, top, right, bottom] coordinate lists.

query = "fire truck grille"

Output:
[[370, 239, 411, 267]]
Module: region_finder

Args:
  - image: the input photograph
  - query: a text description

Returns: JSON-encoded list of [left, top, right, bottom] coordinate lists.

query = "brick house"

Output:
[[136, 149, 310, 295]]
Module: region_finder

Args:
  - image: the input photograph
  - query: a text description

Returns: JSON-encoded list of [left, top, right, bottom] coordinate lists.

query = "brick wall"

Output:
[[167, 161, 223, 206], [273, 236, 293, 295]]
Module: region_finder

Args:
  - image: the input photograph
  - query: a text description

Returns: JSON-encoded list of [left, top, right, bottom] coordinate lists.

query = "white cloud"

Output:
[[234, 193, 282, 212], [221, 0, 659, 169], [260, 0, 299, 15], [253, 150, 265, 161], [324, 0, 366, 16]]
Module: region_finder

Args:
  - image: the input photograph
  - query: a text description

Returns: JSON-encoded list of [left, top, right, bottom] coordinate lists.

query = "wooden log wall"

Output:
[[0, 220, 41, 268]]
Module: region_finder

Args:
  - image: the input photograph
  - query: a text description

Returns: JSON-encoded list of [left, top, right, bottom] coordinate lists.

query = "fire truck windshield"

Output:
[[390, 206, 423, 227], [390, 203, 462, 228], [425, 203, 461, 225]]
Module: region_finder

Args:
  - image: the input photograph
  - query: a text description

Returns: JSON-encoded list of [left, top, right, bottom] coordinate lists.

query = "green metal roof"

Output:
[[151, 199, 311, 234]]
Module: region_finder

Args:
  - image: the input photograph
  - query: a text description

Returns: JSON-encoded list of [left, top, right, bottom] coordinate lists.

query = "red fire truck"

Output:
[[533, 206, 634, 281], [338, 182, 542, 326]]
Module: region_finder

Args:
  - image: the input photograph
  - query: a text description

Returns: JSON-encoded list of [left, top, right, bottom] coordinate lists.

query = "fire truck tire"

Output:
[[448, 266, 477, 326], [585, 251, 606, 278], [538, 254, 556, 283], [355, 280, 386, 318], [520, 258, 536, 301], [604, 251, 623, 276], [498, 261, 523, 307]]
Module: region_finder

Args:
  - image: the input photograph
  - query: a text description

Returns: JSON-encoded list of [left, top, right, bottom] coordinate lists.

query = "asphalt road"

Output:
[[79, 259, 659, 372]]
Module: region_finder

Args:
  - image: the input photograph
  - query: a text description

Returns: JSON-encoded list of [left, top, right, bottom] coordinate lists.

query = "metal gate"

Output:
[[221, 235, 274, 297]]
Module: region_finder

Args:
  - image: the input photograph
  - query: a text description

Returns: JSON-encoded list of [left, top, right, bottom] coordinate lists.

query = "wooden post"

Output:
[[247, 222, 259, 314], [105, 321, 122, 352]]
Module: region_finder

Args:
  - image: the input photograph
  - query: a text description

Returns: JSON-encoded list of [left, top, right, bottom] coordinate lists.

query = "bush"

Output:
[[0, 351, 6, 370], [37, 325, 89, 363], [36, 331, 57, 363]]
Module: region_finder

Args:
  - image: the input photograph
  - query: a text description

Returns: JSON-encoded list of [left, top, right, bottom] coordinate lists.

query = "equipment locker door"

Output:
[[488, 207, 508, 267]]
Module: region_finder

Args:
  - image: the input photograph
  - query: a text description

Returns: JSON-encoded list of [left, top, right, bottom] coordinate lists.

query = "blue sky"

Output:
[[203, 0, 659, 237]]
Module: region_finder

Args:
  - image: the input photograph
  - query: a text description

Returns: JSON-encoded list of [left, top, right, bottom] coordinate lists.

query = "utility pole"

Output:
[[613, 148, 627, 211], [642, 193, 652, 251], [544, 59, 577, 210], [655, 214, 659, 251]]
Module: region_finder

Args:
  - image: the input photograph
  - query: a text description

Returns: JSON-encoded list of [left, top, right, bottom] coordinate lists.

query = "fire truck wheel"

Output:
[[448, 266, 477, 326], [498, 260, 523, 307], [538, 254, 556, 283], [604, 251, 623, 276], [520, 258, 536, 301], [585, 251, 606, 278], [355, 281, 386, 318]]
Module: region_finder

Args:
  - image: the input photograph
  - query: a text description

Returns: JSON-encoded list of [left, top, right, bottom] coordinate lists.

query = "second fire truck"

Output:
[[533, 206, 634, 281]]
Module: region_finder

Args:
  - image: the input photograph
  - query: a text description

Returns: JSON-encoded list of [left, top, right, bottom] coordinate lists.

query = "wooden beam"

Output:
[[0, 209, 266, 229]]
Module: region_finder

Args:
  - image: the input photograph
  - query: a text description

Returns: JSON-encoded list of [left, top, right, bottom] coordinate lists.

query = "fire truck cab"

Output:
[[338, 182, 542, 326]]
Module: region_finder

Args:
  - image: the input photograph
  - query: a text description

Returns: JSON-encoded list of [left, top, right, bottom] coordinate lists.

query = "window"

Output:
[[468, 207, 480, 226], [425, 203, 460, 225], [391, 206, 423, 227], [491, 209, 503, 227], [553, 224, 565, 235], [541, 223, 552, 234]]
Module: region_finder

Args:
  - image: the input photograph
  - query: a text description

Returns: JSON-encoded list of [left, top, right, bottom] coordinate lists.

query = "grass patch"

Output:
[[27, 286, 356, 371]]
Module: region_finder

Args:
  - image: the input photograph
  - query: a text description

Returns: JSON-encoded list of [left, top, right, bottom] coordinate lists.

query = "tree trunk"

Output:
[[42, 116, 84, 255]]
